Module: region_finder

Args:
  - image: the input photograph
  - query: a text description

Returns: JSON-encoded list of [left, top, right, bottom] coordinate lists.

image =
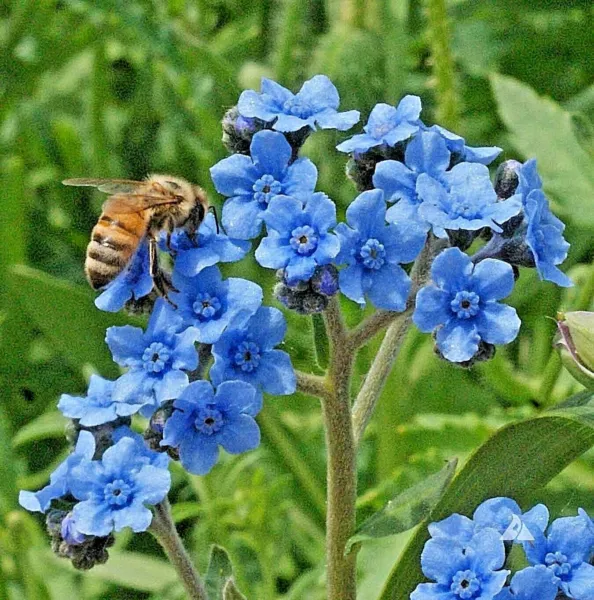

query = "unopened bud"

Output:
[[145, 401, 180, 460], [556, 312, 594, 389], [494, 160, 522, 199], [222, 106, 263, 155]]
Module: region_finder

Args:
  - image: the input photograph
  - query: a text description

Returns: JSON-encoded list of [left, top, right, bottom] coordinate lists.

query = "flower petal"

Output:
[[219, 414, 261, 454], [339, 265, 366, 305], [475, 302, 521, 345], [209, 153, 258, 197], [257, 350, 296, 395], [366, 264, 411, 311], [413, 286, 451, 332], [250, 130, 291, 179], [471, 259, 516, 301], [435, 318, 480, 362]]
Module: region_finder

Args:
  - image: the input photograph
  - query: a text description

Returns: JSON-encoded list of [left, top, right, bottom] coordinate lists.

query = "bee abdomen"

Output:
[[85, 214, 145, 290]]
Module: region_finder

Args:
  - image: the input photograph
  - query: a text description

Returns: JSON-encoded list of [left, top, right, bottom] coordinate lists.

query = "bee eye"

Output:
[[166, 181, 181, 190], [197, 204, 205, 222]]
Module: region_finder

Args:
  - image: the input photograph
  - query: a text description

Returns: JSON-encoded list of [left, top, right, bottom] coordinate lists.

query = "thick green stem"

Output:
[[150, 498, 208, 600], [322, 297, 358, 600]]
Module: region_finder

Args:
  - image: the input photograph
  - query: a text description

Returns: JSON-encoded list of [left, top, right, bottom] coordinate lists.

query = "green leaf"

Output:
[[12, 410, 66, 447], [8, 265, 138, 377], [377, 390, 594, 600], [345, 459, 457, 555], [205, 545, 234, 600], [491, 74, 594, 225], [223, 578, 247, 600], [33, 549, 177, 592]]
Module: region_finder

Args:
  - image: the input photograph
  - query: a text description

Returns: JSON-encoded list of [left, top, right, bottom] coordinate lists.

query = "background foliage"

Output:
[[0, 1, 593, 598]]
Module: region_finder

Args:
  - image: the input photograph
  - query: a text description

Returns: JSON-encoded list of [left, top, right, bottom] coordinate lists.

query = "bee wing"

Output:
[[102, 194, 181, 214], [62, 178, 147, 195]]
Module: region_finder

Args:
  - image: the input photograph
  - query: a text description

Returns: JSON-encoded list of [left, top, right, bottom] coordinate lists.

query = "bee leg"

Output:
[[165, 217, 176, 254], [149, 237, 179, 308]]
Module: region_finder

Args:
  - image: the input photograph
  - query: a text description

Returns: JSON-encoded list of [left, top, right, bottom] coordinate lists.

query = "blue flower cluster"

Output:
[[20, 74, 574, 567], [412, 498, 594, 600]]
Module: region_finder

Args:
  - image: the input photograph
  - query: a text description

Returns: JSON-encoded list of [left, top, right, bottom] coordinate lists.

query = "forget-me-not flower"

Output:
[[58, 375, 145, 427], [171, 266, 263, 344], [164, 213, 250, 278], [411, 528, 509, 600], [517, 159, 572, 287], [336, 96, 422, 154], [524, 513, 594, 600], [372, 131, 451, 229], [413, 248, 521, 362], [473, 497, 549, 543], [111, 426, 170, 471], [422, 123, 502, 165], [417, 163, 522, 238], [107, 299, 200, 416], [19, 431, 96, 513], [211, 306, 296, 402], [494, 566, 559, 600], [255, 193, 340, 283], [162, 380, 261, 475], [334, 189, 425, 310], [237, 75, 360, 133], [69, 436, 171, 537], [95, 241, 153, 312], [211, 130, 318, 240]]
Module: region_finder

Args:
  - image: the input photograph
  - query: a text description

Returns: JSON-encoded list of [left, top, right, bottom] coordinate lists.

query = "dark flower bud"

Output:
[[124, 289, 159, 315], [222, 106, 264, 155], [494, 160, 522, 199], [346, 144, 406, 192], [46, 509, 115, 571], [311, 264, 339, 297], [472, 234, 535, 270], [145, 400, 180, 461], [273, 268, 331, 315]]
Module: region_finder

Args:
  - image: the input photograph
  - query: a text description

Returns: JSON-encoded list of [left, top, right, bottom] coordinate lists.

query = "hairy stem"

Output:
[[351, 238, 444, 447], [322, 297, 358, 600], [150, 498, 208, 600], [295, 370, 331, 400]]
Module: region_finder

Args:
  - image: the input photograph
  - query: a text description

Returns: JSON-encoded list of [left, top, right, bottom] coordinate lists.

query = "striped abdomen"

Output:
[[85, 212, 148, 290]]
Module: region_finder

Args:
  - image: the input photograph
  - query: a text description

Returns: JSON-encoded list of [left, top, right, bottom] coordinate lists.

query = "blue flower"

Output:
[[19, 431, 96, 513], [58, 375, 145, 427], [494, 566, 559, 600], [411, 528, 509, 600], [372, 131, 451, 229], [210, 130, 318, 240], [111, 426, 170, 470], [95, 241, 153, 312], [421, 123, 502, 165], [473, 497, 549, 544], [171, 266, 263, 344], [107, 299, 200, 416], [255, 193, 340, 283], [69, 436, 171, 537], [165, 213, 250, 278], [413, 248, 521, 362], [336, 96, 422, 154], [524, 512, 594, 600], [237, 75, 359, 133], [161, 380, 261, 475], [211, 306, 296, 401], [417, 163, 522, 238], [334, 189, 425, 310], [517, 159, 572, 287]]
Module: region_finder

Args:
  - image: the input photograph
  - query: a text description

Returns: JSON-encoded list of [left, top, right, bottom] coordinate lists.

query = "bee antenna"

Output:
[[208, 206, 220, 234]]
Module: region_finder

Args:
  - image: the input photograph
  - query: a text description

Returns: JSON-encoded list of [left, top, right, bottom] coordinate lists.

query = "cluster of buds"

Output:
[[274, 265, 339, 314]]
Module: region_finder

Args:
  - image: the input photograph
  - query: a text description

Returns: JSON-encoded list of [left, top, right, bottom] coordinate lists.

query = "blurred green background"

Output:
[[1, 1, 593, 599]]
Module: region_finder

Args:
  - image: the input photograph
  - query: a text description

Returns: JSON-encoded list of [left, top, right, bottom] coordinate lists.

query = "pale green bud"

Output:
[[556, 311, 594, 390]]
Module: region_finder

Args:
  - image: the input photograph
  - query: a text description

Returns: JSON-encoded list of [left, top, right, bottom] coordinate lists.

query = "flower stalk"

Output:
[[150, 498, 209, 600], [322, 297, 358, 600]]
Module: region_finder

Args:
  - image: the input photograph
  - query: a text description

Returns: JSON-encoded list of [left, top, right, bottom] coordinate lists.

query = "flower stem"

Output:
[[351, 237, 444, 447], [150, 498, 208, 600], [322, 297, 358, 600]]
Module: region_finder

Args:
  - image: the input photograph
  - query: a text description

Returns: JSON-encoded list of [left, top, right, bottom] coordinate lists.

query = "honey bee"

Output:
[[63, 174, 209, 300]]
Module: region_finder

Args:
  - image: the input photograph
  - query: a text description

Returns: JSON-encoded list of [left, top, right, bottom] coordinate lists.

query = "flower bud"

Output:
[[66, 416, 133, 459], [556, 312, 594, 389], [145, 401, 180, 460], [311, 264, 339, 297], [221, 106, 263, 155], [274, 266, 338, 315], [494, 160, 522, 199]]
